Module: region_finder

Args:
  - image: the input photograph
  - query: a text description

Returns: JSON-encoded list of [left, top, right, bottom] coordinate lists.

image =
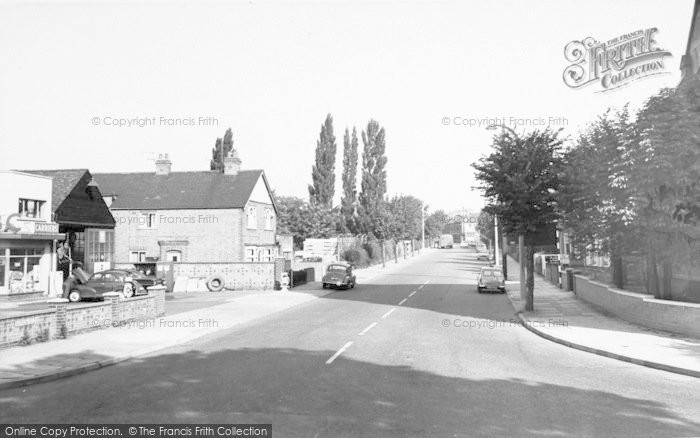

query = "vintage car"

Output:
[[476, 254, 491, 262], [322, 263, 356, 290], [477, 267, 505, 294], [67, 269, 151, 302]]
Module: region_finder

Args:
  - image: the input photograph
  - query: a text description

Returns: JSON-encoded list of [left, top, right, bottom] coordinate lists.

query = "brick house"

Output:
[[93, 151, 279, 266]]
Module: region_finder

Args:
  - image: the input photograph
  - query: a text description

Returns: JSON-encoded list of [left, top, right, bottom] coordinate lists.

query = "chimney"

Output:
[[223, 150, 241, 176], [155, 153, 172, 175]]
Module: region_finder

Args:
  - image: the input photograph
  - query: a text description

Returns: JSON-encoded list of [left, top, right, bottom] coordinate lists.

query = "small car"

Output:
[[477, 267, 505, 293], [476, 254, 491, 262], [67, 269, 150, 302], [322, 263, 356, 290]]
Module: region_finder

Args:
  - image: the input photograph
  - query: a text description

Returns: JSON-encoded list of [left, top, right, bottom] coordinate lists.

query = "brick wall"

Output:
[[0, 286, 166, 349], [574, 275, 700, 338], [112, 208, 245, 262], [0, 310, 55, 348], [173, 262, 275, 290]]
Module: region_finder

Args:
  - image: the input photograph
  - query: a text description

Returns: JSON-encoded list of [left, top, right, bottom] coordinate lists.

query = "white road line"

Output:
[[398, 298, 407, 306], [326, 341, 353, 364], [418, 285, 424, 290], [381, 308, 396, 319], [423, 280, 430, 285], [409, 291, 417, 297], [359, 322, 378, 336]]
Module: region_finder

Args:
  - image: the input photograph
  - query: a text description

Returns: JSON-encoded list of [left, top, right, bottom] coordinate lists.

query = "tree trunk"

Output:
[[381, 240, 386, 268], [648, 247, 660, 298], [502, 235, 508, 280], [525, 245, 535, 311], [661, 260, 672, 300], [611, 253, 624, 289]]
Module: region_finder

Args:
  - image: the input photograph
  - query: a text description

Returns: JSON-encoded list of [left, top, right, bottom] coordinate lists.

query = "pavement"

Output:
[[0, 249, 435, 391], [504, 256, 700, 378]]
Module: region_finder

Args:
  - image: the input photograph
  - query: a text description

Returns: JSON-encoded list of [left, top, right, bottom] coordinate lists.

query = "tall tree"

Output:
[[386, 195, 423, 240], [340, 127, 359, 233], [358, 120, 388, 236], [630, 78, 700, 298], [210, 128, 234, 171], [472, 128, 565, 311], [309, 114, 337, 207], [276, 195, 337, 249], [558, 108, 639, 289]]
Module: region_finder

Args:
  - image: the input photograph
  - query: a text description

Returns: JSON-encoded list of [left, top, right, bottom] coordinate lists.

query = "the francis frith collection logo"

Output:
[[563, 28, 672, 92]]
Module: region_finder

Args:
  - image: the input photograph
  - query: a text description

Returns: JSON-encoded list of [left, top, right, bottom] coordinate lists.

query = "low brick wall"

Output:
[[574, 275, 700, 338], [0, 286, 166, 349], [173, 262, 275, 290], [0, 309, 56, 348]]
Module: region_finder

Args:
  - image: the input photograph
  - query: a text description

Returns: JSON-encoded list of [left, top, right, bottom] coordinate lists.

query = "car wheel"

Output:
[[351, 282, 355, 289], [122, 283, 135, 298], [68, 290, 81, 302], [322, 283, 327, 289]]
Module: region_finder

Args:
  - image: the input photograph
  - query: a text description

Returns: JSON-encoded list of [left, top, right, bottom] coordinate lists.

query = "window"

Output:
[[87, 229, 114, 263], [18, 199, 45, 219], [7, 247, 43, 294], [129, 251, 147, 263], [165, 250, 181, 262], [246, 206, 257, 229], [245, 247, 257, 262], [264, 209, 274, 230], [139, 213, 157, 229]]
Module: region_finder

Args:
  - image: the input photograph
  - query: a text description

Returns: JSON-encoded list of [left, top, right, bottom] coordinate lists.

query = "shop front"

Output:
[[0, 220, 64, 300]]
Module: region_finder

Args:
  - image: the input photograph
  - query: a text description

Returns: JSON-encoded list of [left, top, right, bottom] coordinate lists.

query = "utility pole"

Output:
[[519, 234, 526, 300], [494, 216, 500, 267], [502, 234, 508, 279], [421, 201, 425, 252]]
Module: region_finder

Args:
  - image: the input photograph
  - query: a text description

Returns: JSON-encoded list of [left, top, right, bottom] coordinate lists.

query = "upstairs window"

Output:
[[264, 208, 274, 230], [18, 199, 45, 219], [247, 206, 257, 229], [139, 213, 157, 229]]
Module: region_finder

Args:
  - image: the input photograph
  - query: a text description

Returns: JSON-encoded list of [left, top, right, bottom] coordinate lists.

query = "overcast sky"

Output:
[[0, 0, 694, 214]]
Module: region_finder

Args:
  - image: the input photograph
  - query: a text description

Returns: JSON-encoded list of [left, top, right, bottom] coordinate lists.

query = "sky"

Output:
[[0, 0, 695, 214]]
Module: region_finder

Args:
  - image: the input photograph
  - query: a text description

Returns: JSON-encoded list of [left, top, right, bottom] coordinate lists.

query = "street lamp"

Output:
[[486, 123, 526, 300]]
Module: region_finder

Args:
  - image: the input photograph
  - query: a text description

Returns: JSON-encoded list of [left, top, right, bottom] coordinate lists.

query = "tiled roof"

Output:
[[21, 169, 89, 213], [92, 170, 265, 210]]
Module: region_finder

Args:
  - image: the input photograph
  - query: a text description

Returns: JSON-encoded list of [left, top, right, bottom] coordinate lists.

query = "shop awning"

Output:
[[0, 232, 66, 241]]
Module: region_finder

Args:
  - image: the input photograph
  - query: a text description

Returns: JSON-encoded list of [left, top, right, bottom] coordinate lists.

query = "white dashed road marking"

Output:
[[409, 291, 417, 297], [381, 308, 396, 319], [398, 298, 407, 306], [359, 322, 378, 336], [326, 341, 353, 364]]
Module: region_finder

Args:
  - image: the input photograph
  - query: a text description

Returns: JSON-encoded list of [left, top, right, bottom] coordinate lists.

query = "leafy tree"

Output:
[[340, 127, 360, 233], [630, 78, 700, 298], [558, 108, 639, 288], [210, 128, 234, 171], [309, 114, 337, 207], [386, 195, 423, 240], [472, 128, 566, 311], [425, 210, 449, 239], [276, 195, 336, 249], [358, 120, 388, 236]]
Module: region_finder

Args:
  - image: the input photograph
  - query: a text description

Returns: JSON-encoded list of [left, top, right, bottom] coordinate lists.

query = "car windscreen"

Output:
[[327, 266, 348, 273]]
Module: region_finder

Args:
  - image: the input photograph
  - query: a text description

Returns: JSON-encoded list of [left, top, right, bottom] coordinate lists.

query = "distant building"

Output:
[[93, 151, 278, 265]]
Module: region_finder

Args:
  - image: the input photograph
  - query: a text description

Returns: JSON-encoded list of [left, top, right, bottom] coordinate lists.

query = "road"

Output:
[[1, 248, 699, 437]]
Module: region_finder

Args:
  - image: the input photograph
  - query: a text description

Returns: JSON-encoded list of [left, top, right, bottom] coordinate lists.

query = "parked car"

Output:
[[477, 267, 505, 293], [476, 254, 491, 262], [67, 269, 150, 302], [322, 263, 356, 290], [439, 234, 454, 249]]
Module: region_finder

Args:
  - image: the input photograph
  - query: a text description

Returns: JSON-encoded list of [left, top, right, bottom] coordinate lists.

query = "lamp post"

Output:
[[486, 123, 524, 297]]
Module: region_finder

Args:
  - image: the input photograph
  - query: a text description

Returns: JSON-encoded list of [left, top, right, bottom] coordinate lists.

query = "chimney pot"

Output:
[[155, 153, 172, 176]]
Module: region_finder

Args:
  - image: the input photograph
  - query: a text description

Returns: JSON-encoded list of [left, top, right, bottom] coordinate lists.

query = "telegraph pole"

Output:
[[494, 216, 500, 267]]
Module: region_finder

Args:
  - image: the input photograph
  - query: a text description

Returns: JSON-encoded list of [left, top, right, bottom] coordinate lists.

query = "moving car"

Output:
[[477, 267, 505, 293], [67, 269, 150, 302], [322, 263, 356, 290], [476, 254, 491, 262]]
